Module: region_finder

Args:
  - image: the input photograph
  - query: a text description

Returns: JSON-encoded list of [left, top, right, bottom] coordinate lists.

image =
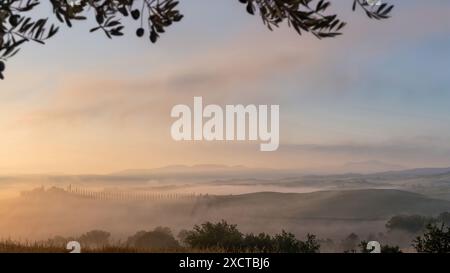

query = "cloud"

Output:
[[13, 0, 450, 128], [11, 32, 315, 127], [280, 136, 450, 167], [1, 1, 450, 173]]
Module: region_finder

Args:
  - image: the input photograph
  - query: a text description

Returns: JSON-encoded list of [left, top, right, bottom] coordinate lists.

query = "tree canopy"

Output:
[[413, 223, 450, 253], [183, 220, 321, 253], [386, 214, 436, 234], [126, 226, 180, 249], [0, 0, 394, 79], [386, 212, 450, 234]]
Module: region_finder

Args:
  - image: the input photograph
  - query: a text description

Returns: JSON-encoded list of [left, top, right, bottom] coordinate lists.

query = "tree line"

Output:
[[42, 217, 450, 253]]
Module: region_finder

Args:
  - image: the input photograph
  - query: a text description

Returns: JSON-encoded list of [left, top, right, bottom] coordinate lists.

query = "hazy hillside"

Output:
[[202, 189, 450, 220], [3, 165, 450, 200], [1, 187, 449, 241], [2, 165, 450, 242]]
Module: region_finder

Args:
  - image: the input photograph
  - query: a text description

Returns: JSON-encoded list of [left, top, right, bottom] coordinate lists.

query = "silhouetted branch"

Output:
[[0, 0, 394, 80]]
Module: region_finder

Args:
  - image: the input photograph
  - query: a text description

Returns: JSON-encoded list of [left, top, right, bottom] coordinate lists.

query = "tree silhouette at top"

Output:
[[0, 0, 394, 79]]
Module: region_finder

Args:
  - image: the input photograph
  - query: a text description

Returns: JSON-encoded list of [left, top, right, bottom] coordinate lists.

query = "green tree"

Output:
[[273, 230, 300, 253], [273, 231, 319, 253], [184, 220, 320, 253], [298, 233, 320, 253], [386, 215, 436, 233], [0, 0, 394, 79], [78, 230, 110, 248], [127, 226, 180, 249], [243, 232, 275, 253], [177, 229, 191, 247], [185, 220, 244, 251], [413, 223, 450, 253]]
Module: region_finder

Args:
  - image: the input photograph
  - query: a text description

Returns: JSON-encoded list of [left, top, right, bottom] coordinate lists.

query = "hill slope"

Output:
[[200, 189, 450, 220]]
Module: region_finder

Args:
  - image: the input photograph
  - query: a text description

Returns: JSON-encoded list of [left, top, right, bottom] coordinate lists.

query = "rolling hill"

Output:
[[198, 189, 450, 220]]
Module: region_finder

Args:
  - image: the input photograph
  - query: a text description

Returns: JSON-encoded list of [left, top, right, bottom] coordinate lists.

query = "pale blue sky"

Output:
[[1, 0, 450, 173]]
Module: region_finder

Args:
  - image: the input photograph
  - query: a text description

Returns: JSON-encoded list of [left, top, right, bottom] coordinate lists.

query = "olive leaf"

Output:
[[0, 0, 394, 80]]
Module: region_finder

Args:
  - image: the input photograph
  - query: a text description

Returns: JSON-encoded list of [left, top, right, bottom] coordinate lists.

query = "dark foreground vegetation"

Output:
[[2, 215, 450, 253]]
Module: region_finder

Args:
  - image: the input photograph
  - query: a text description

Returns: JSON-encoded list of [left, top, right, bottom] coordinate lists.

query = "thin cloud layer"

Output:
[[0, 1, 449, 173]]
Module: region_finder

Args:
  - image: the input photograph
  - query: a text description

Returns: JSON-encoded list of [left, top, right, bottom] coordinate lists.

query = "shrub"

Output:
[[127, 227, 179, 249], [413, 223, 450, 253]]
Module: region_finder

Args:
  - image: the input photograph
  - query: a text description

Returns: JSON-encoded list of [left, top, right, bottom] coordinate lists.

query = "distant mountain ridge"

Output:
[[114, 164, 251, 175], [108, 163, 450, 180], [110, 164, 285, 179], [338, 160, 405, 174], [374, 167, 450, 177]]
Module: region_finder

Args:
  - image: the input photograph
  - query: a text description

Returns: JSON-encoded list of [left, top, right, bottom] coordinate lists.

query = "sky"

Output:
[[0, 0, 450, 174]]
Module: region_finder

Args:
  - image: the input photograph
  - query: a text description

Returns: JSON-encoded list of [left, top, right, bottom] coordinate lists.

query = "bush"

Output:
[[272, 231, 319, 253], [185, 220, 243, 252], [299, 234, 321, 253], [184, 220, 320, 253], [78, 230, 110, 248], [273, 230, 300, 253], [243, 233, 275, 253], [127, 227, 179, 249], [386, 215, 435, 233], [413, 224, 450, 253]]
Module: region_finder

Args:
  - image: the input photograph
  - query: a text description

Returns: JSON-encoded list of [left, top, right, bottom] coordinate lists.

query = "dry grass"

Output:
[[0, 240, 230, 253], [0, 240, 65, 253]]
